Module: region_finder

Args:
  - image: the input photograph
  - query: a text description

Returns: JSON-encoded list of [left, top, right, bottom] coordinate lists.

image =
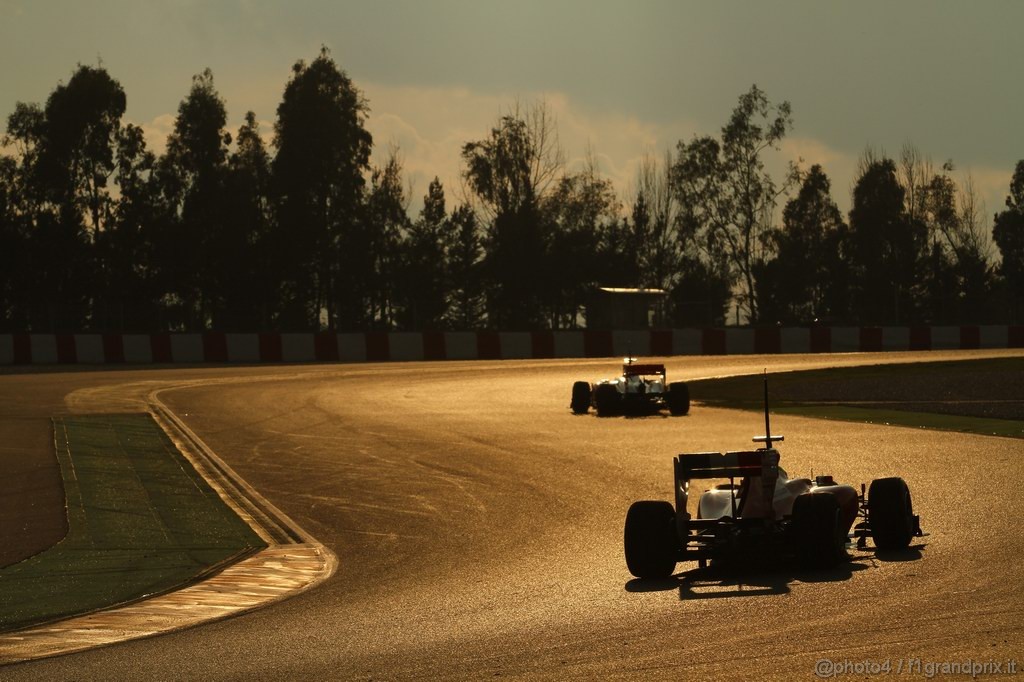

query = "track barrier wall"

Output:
[[0, 326, 1021, 365]]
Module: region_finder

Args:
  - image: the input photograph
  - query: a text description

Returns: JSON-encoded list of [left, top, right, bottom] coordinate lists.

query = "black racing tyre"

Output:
[[868, 477, 915, 550], [666, 381, 690, 416], [792, 492, 846, 567], [570, 381, 591, 414], [624, 500, 679, 579], [594, 384, 620, 416]]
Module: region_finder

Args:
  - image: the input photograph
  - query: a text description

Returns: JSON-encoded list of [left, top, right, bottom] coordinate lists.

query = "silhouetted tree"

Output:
[[916, 168, 994, 323], [6, 59, 1022, 334], [618, 201, 646, 286], [756, 165, 848, 323], [544, 153, 619, 327], [0, 155, 30, 329], [6, 65, 127, 330], [216, 111, 274, 329], [892, 145, 996, 323], [94, 123, 163, 330], [669, 253, 733, 327], [35, 65, 126, 238], [3, 105, 44, 328], [362, 150, 410, 329], [446, 203, 484, 329], [272, 47, 372, 329], [993, 160, 1024, 322], [668, 204, 733, 327], [632, 151, 679, 292], [155, 68, 231, 330], [847, 155, 926, 324], [671, 85, 794, 322], [462, 102, 563, 329], [397, 177, 451, 330]]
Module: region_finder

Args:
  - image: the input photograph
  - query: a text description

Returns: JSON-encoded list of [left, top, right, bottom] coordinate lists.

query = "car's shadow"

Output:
[[624, 542, 927, 600], [591, 408, 687, 419], [622, 411, 674, 420], [872, 542, 928, 563]]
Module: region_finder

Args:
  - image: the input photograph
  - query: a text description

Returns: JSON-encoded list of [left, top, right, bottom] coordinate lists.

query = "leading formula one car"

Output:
[[571, 358, 690, 416], [624, 379, 923, 578]]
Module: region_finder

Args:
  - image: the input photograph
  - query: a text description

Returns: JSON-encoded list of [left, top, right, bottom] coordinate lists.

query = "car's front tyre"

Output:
[[570, 381, 591, 414], [868, 477, 916, 550], [666, 381, 690, 415]]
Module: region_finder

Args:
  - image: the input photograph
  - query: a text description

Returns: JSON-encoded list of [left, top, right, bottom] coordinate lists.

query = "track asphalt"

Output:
[[0, 349, 1021, 678]]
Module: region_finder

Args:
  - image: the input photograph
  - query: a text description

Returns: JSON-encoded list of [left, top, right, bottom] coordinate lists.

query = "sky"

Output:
[[1, 0, 1022, 223]]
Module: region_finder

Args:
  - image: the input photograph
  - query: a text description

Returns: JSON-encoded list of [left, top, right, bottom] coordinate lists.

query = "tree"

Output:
[[918, 169, 993, 322], [446, 203, 484, 329], [631, 151, 679, 291], [462, 102, 563, 329], [898, 143, 933, 229], [217, 111, 274, 329], [993, 160, 1024, 322], [272, 47, 372, 329], [0, 154, 30, 329], [847, 155, 926, 324], [668, 252, 733, 327], [543, 152, 620, 328], [155, 68, 232, 330], [397, 177, 451, 330], [756, 165, 848, 323], [35, 65, 126, 238], [666, 199, 733, 326], [362, 149, 410, 329], [670, 85, 794, 322], [4, 65, 128, 330], [461, 102, 562, 220], [94, 122, 164, 330], [625, 149, 734, 327], [896, 145, 995, 324]]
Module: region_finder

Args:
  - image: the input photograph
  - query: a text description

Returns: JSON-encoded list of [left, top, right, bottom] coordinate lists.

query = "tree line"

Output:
[[1, 49, 1021, 333]]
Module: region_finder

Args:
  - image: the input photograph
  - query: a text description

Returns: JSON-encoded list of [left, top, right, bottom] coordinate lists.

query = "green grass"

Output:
[[690, 357, 1024, 439], [769, 405, 1024, 438], [0, 414, 267, 633]]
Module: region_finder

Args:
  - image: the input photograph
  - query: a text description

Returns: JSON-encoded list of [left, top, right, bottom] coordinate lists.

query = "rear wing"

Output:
[[674, 449, 781, 529], [623, 363, 665, 376], [675, 449, 780, 480]]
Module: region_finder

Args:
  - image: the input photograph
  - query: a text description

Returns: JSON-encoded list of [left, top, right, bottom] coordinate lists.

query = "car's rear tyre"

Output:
[[624, 500, 679, 579], [792, 492, 846, 567], [570, 381, 591, 414], [594, 384, 620, 416], [666, 381, 690, 415], [869, 477, 915, 550]]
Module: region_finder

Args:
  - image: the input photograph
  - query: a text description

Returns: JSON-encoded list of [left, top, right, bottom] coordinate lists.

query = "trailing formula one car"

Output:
[[623, 378, 923, 578], [571, 359, 690, 416]]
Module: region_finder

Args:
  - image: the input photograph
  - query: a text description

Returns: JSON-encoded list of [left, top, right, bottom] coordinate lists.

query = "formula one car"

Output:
[[571, 358, 690, 416], [623, 379, 923, 578]]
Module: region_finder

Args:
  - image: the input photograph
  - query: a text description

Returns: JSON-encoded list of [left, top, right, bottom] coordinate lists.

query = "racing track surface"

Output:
[[3, 350, 1023, 680]]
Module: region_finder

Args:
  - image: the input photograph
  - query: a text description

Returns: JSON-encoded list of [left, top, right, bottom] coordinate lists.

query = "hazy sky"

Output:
[[2, 0, 1021, 219]]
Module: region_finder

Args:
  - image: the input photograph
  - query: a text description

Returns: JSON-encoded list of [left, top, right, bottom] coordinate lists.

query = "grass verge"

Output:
[[0, 414, 267, 633], [690, 357, 1024, 439]]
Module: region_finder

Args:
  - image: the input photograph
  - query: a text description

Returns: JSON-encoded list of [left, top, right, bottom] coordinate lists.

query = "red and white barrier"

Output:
[[1, 326, 1021, 365]]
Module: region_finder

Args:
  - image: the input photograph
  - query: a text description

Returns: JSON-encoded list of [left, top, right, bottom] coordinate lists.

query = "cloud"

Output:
[[776, 134, 1015, 225], [92, 84, 690, 214], [361, 81, 698, 212], [776, 135, 861, 209], [128, 112, 276, 158], [132, 113, 175, 157], [963, 165, 1013, 217], [121, 84, 1015, 238]]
